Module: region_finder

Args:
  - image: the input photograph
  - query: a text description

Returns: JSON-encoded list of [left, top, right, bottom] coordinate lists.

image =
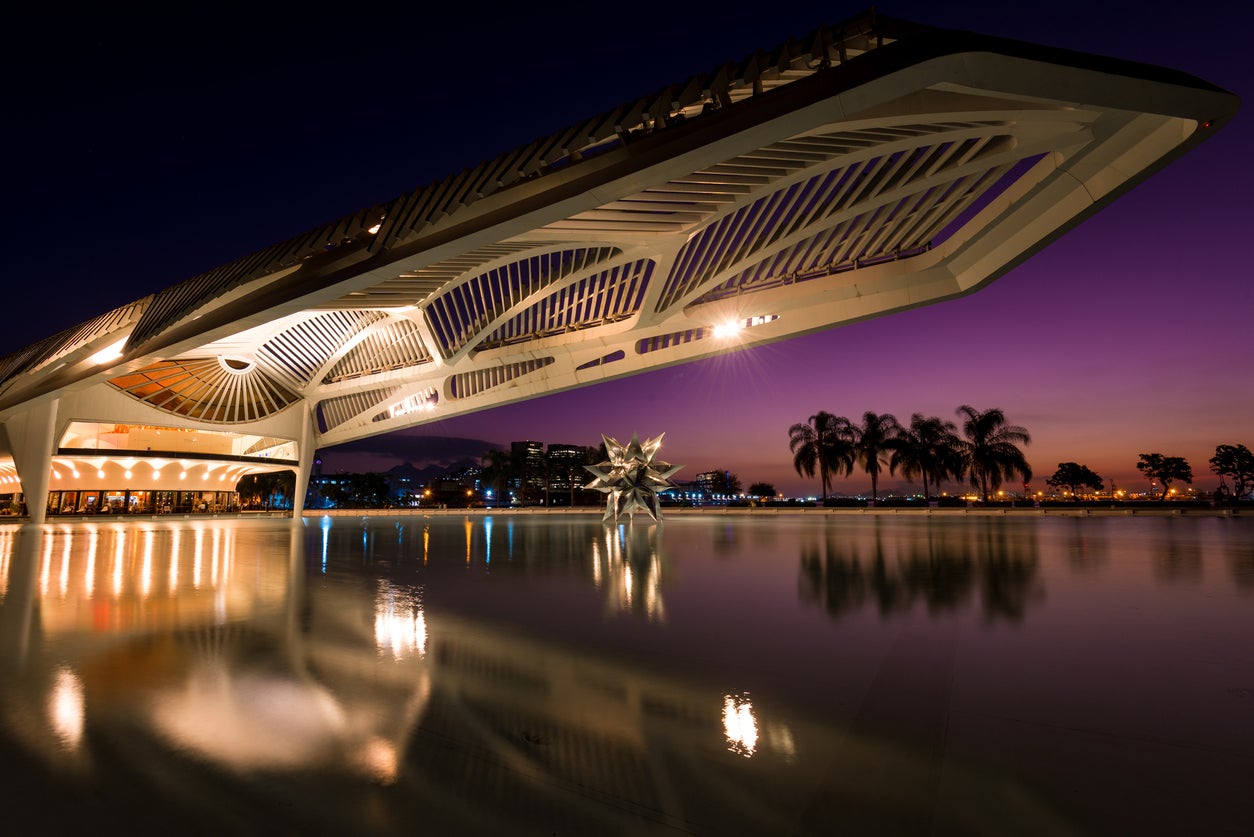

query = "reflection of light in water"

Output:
[[141, 529, 154, 598], [0, 530, 12, 596], [194, 528, 204, 588], [465, 518, 472, 565], [422, 524, 429, 564], [48, 666, 85, 750], [648, 554, 664, 620], [321, 516, 331, 573], [484, 517, 492, 565], [170, 530, 180, 594], [112, 529, 125, 597], [355, 736, 399, 784], [40, 534, 53, 598], [60, 533, 72, 597], [723, 693, 758, 757], [151, 666, 348, 770], [85, 530, 97, 597], [591, 539, 602, 588], [375, 582, 427, 659], [211, 527, 221, 586], [593, 523, 666, 621], [767, 723, 797, 763]]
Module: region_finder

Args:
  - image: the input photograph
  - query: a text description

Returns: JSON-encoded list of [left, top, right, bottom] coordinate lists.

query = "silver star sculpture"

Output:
[[584, 432, 683, 522]]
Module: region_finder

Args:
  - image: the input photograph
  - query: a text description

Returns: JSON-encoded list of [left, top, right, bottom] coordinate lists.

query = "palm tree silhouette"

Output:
[[891, 414, 962, 501], [789, 412, 854, 503], [956, 405, 1032, 502], [479, 448, 513, 505], [850, 412, 902, 503]]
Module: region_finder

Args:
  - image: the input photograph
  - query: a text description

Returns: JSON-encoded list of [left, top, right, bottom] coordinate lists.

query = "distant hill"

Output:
[[384, 458, 478, 484]]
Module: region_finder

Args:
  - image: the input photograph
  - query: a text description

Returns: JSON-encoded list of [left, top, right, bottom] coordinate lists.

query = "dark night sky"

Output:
[[2, 2, 1250, 495]]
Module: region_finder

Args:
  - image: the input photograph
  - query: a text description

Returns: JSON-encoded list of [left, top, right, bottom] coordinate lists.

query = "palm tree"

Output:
[[955, 405, 1032, 502], [479, 448, 513, 505], [789, 412, 854, 502], [891, 413, 962, 501], [850, 411, 902, 503]]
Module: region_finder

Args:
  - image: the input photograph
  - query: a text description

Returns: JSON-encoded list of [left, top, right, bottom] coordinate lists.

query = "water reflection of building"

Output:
[[307, 514, 671, 622], [0, 519, 1092, 834], [798, 519, 1043, 621], [0, 524, 799, 832]]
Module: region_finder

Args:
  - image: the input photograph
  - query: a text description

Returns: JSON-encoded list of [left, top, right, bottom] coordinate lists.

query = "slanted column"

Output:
[[4, 397, 59, 525], [291, 404, 317, 519]]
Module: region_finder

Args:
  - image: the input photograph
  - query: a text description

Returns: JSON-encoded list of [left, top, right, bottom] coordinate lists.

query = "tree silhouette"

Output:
[[956, 405, 1032, 502], [890, 414, 962, 501], [1136, 453, 1192, 501], [1209, 444, 1254, 500], [747, 482, 776, 498], [850, 411, 902, 502], [788, 411, 854, 502], [1046, 462, 1104, 499], [479, 448, 513, 503]]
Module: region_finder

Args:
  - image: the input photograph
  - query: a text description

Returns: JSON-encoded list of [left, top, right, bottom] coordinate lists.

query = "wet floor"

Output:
[[0, 513, 1250, 835]]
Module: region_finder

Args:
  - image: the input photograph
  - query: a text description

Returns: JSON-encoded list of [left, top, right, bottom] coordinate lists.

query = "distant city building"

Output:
[[547, 444, 587, 492], [511, 441, 546, 502]]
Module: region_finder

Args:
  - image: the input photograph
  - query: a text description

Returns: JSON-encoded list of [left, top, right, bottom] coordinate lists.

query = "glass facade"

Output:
[[44, 489, 241, 516]]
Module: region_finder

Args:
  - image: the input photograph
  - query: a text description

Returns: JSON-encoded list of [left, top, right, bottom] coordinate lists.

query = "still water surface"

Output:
[[0, 513, 1250, 835]]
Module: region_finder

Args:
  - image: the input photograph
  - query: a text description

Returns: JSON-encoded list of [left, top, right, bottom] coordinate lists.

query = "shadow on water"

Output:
[[798, 518, 1042, 622], [1230, 543, 1254, 590], [1151, 524, 1204, 584], [1061, 517, 1108, 574]]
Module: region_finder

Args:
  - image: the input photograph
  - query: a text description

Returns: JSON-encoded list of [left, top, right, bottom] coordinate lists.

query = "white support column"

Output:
[[4, 397, 59, 525], [291, 404, 317, 519]]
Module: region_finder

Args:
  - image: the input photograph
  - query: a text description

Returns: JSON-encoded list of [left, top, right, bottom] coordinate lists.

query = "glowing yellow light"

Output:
[[96, 469, 105, 479], [723, 694, 758, 757], [48, 667, 85, 750], [374, 601, 427, 659], [367, 222, 382, 235], [124, 469, 132, 479], [711, 321, 742, 339], [356, 737, 398, 783], [87, 338, 126, 366]]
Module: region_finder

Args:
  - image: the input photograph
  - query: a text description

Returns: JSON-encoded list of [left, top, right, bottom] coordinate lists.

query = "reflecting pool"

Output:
[[0, 513, 1250, 835]]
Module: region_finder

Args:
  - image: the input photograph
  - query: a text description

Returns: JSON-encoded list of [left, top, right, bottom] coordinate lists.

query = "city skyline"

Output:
[[3, 2, 1249, 496]]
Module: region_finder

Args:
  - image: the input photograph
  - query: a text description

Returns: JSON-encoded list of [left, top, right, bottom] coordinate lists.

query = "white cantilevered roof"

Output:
[[0, 10, 1237, 449]]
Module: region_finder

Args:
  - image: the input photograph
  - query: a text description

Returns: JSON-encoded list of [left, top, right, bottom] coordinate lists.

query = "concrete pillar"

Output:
[[4, 397, 59, 525], [291, 404, 317, 519]]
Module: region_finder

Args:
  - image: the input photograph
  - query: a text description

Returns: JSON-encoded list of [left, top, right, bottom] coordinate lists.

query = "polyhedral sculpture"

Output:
[[584, 433, 682, 522]]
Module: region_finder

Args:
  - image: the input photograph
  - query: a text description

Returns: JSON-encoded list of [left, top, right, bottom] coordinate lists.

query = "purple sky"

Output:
[[3, 2, 1249, 496]]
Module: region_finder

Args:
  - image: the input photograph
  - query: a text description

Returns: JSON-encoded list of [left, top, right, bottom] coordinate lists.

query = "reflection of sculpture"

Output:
[[592, 521, 666, 621], [584, 433, 681, 522]]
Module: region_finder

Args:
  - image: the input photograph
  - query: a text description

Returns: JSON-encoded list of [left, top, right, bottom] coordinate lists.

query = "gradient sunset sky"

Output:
[[3, 2, 1249, 496]]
